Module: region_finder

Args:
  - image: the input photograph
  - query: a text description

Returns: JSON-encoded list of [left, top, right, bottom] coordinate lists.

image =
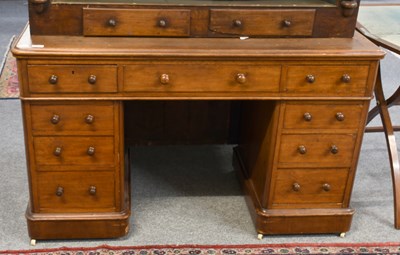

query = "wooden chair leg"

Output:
[[374, 66, 400, 229]]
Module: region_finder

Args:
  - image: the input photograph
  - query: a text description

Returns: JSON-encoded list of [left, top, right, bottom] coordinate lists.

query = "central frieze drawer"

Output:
[[83, 8, 191, 37], [123, 63, 281, 92], [30, 102, 115, 136], [33, 136, 115, 169], [285, 65, 370, 96], [272, 168, 349, 208], [209, 9, 315, 36], [27, 65, 118, 94], [278, 134, 357, 167], [37, 171, 116, 213]]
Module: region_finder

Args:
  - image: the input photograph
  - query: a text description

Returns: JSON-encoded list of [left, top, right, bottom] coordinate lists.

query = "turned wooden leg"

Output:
[[373, 66, 400, 229]]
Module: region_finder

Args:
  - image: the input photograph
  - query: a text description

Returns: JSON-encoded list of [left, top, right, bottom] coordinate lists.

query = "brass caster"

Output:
[[340, 232, 346, 238], [257, 234, 263, 240], [30, 239, 36, 246]]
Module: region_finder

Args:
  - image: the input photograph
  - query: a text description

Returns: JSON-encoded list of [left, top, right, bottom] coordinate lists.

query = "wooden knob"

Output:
[[56, 186, 64, 196], [160, 74, 170, 85], [322, 183, 331, 191], [306, 74, 315, 83], [88, 75, 97, 84], [292, 183, 301, 192], [89, 186, 97, 195], [236, 73, 247, 84], [87, 146, 95, 156], [336, 112, 345, 121], [158, 19, 167, 28], [53, 147, 62, 156], [283, 19, 292, 27], [108, 19, 117, 27], [303, 112, 312, 121], [50, 114, 60, 124], [233, 19, 243, 28], [298, 145, 307, 154], [48, 74, 58, 84], [342, 74, 351, 83], [85, 114, 95, 124], [330, 145, 339, 154]]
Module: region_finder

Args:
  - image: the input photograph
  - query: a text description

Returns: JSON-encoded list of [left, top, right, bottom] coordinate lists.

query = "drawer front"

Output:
[[27, 65, 118, 93], [209, 9, 315, 36], [30, 102, 115, 136], [278, 134, 357, 167], [283, 103, 364, 130], [33, 136, 115, 169], [83, 8, 191, 37], [272, 168, 348, 207], [37, 171, 116, 212], [285, 65, 370, 96], [124, 63, 281, 92]]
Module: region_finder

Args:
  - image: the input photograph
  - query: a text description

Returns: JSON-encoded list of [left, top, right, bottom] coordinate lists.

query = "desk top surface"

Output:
[[13, 25, 383, 60]]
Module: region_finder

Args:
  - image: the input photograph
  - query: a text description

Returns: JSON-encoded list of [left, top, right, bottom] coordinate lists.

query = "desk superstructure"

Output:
[[13, 0, 383, 243]]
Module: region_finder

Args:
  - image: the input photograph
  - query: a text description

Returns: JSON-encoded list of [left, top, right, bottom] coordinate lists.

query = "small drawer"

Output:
[[272, 168, 348, 208], [33, 136, 115, 170], [285, 65, 370, 96], [30, 102, 115, 136], [209, 9, 315, 36], [123, 63, 281, 93], [27, 65, 117, 94], [278, 134, 357, 167], [283, 102, 364, 130], [37, 171, 116, 213], [83, 8, 191, 37]]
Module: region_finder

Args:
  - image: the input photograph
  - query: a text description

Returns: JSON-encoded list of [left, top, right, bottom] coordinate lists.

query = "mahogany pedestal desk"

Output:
[[12, 25, 383, 243], [357, 5, 400, 230]]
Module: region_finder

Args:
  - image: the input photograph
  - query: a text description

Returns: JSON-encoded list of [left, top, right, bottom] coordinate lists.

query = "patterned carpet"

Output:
[[0, 36, 19, 99], [1, 243, 400, 255]]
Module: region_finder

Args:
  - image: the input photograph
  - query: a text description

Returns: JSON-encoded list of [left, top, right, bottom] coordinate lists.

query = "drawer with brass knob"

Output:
[[29, 102, 116, 135], [271, 168, 349, 208], [278, 134, 357, 167], [209, 9, 315, 36], [27, 65, 117, 94], [285, 65, 370, 96], [282, 102, 364, 130], [36, 171, 116, 213], [83, 8, 191, 37], [33, 136, 115, 171], [123, 63, 281, 93]]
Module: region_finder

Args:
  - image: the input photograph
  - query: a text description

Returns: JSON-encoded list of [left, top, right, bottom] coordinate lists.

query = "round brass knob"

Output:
[[56, 186, 64, 196], [233, 19, 243, 28], [292, 183, 301, 192], [322, 183, 331, 192], [236, 73, 247, 84], [88, 75, 97, 84], [306, 74, 315, 83], [342, 74, 351, 83], [298, 145, 307, 155], [87, 146, 95, 156], [48, 74, 58, 85], [283, 19, 292, 27], [50, 114, 60, 124], [108, 19, 117, 27], [53, 147, 62, 156], [330, 145, 339, 154], [160, 74, 170, 85], [85, 114, 95, 124], [158, 19, 167, 28], [303, 112, 312, 121], [336, 112, 345, 121], [89, 186, 97, 195]]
